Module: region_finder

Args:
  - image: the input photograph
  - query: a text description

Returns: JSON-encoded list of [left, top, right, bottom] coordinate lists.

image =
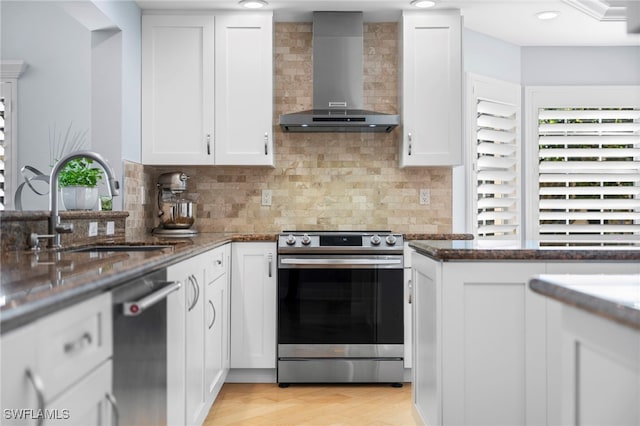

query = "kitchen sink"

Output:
[[66, 244, 174, 253]]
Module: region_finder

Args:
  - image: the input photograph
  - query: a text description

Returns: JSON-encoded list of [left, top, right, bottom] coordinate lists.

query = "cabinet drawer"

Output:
[[44, 360, 113, 426], [207, 246, 227, 283], [37, 293, 112, 399]]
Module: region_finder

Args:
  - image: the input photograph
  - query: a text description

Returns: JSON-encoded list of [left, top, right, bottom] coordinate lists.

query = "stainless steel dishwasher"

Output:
[[112, 268, 181, 426]]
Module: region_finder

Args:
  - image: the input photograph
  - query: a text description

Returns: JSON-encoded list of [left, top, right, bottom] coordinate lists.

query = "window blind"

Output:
[[537, 107, 640, 244], [474, 98, 520, 238]]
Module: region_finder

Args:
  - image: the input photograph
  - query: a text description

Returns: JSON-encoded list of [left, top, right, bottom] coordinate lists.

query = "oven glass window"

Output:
[[278, 268, 403, 344]]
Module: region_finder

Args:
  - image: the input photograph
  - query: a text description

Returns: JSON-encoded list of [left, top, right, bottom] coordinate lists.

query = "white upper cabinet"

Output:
[[214, 13, 274, 166], [400, 10, 462, 167], [142, 12, 274, 166], [142, 15, 215, 165]]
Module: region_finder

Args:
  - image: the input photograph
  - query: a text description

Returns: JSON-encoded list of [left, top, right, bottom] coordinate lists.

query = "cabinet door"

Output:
[[167, 254, 207, 426], [400, 11, 462, 167], [43, 361, 114, 426], [142, 15, 215, 165], [1, 323, 38, 426], [231, 242, 277, 368], [166, 260, 188, 426], [205, 245, 230, 404], [214, 12, 274, 166], [205, 272, 226, 401], [185, 258, 207, 426], [442, 262, 546, 426], [411, 253, 442, 426]]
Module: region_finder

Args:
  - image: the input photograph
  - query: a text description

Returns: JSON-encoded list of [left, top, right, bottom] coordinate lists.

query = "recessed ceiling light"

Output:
[[536, 11, 560, 20], [239, 0, 268, 9], [410, 0, 436, 8]]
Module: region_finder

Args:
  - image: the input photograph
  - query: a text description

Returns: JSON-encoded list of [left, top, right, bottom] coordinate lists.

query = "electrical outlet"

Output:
[[89, 222, 98, 237], [261, 189, 272, 206], [106, 221, 115, 236], [419, 189, 431, 206]]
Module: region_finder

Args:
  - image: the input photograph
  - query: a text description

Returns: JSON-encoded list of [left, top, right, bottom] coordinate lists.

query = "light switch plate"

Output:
[[89, 222, 98, 237]]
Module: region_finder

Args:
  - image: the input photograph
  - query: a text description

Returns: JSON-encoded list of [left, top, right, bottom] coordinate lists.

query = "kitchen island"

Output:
[[409, 240, 640, 426], [530, 274, 640, 425]]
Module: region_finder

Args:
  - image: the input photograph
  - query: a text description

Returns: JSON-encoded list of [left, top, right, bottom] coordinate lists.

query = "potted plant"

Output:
[[58, 157, 104, 210]]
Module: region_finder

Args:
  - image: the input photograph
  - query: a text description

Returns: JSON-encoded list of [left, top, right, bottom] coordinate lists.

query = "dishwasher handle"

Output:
[[123, 281, 181, 316]]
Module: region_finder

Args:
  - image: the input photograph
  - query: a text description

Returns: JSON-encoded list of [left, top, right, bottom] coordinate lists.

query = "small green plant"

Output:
[[58, 158, 103, 187]]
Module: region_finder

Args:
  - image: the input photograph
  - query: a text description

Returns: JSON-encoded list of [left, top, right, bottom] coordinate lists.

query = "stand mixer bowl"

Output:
[[162, 199, 195, 229]]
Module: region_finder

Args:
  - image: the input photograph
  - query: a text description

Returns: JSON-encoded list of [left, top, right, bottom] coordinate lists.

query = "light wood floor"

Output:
[[203, 383, 418, 426]]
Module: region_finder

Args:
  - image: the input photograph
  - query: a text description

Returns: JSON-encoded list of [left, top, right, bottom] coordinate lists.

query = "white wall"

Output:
[[522, 46, 640, 86], [463, 29, 521, 84], [94, 0, 142, 163], [1, 0, 140, 210]]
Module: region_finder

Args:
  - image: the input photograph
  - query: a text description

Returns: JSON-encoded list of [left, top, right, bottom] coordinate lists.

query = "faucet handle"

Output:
[[29, 233, 56, 251], [55, 223, 74, 234]]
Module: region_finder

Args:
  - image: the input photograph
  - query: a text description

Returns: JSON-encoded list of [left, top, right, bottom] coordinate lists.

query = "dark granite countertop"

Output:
[[410, 240, 640, 261], [0, 233, 276, 333], [530, 274, 640, 330]]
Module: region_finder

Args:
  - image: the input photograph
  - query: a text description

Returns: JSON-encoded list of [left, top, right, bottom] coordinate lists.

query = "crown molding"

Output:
[[0, 60, 27, 79], [562, 0, 627, 22]]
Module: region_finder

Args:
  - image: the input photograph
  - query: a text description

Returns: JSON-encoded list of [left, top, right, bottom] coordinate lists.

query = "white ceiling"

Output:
[[135, 0, 640, 46]]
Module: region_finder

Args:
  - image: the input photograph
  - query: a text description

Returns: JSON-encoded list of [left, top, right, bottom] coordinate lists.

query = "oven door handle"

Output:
[[280, 258, 403, 267]]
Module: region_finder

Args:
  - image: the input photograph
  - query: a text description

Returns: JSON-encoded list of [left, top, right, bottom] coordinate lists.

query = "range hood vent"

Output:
[[279, 12, 400, 133]]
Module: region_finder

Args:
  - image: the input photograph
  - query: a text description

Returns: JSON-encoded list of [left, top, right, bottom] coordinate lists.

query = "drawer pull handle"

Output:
[[106, 392, 119, 426], [25, 369, 45, 426], [64, 332, 92, 354], [208, 300, 216, 330], [188, 275, 200, 312]]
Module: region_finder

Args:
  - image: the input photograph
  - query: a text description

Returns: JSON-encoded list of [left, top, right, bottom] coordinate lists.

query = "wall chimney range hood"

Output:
[[279, 12, 400, 133]]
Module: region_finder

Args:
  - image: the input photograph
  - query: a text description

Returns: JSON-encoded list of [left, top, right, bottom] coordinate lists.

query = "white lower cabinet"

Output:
[[404, 244, 414, 371], [0, 293, 114, 426], [167, 244, 231, 426], [411, 255, 640, 426], [205, 244, 231, 404], [562, 304, 640, 426], [230, 242, 277, 378]]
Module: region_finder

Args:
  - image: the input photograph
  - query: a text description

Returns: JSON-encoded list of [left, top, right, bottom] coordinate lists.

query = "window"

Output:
[[0, 83, 11, 210], [468, 74, 521, 239], [1, 61, 26, 211], [526, 87, 640, 245]]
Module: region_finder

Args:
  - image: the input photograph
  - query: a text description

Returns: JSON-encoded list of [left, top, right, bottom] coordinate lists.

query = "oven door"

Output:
[[277, 254, 404, 358]]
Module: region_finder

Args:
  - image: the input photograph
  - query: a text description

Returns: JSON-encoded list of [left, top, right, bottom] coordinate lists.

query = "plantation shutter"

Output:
[[471, 76, 521, 239], [0, 92, 6, 210], [537, 107, 640, 244]]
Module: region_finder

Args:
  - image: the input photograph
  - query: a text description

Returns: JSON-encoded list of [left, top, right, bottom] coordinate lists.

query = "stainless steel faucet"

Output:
[[49, 150, 120, 248]]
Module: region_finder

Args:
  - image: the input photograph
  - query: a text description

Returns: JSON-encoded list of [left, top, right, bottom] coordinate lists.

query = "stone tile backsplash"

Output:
[[126, 22, 452, 236]]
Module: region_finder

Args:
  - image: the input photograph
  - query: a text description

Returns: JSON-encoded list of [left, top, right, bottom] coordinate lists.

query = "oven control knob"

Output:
[[285, 234, 296, 245], [370, 235, 381, 245], [385, 235, 397, 246], [301, 234, 311, 245]]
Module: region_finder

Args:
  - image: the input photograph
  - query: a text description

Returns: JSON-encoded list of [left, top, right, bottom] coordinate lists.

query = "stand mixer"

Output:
[[153, 172, 198, 236]]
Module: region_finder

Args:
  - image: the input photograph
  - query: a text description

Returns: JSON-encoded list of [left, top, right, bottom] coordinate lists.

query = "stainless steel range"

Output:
[[277, 230, 404, 386]]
